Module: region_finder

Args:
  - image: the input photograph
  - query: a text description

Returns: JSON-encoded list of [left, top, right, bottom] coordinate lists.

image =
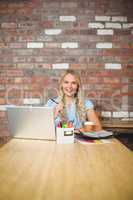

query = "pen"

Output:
[[50, 98, 59, 104]]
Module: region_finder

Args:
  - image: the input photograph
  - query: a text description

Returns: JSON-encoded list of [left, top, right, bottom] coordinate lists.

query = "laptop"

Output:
[[7, 106, 56, 140]]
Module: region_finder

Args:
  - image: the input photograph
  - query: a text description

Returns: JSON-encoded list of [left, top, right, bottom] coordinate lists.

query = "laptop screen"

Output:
[[7, 106, 56, 140]]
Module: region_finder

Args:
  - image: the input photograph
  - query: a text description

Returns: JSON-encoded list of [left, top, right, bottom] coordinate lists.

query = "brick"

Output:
[[18, 36, 36, 42], [16, 8, 34, 17], [9, 43, 26, 48], [31, 75, 49, 85], [13, 49, 34, 56], [44, 29, 62, 35], [97, 29, 114, 35], [1, 22, 17, 28], [61, 42, 78, 48], [17, 63, 35, 68], [70, 63, 82, 69], [52, 63, 69, 69], [121, 118, 133, 121], [0, 129, 10, 137], [130, 112, 133, 117], [88, 22, 104, 29], [0, 105, 6, 111], [27, 42, 44, 48], [105, 63, 122, 70], [0, 98, 6, 104], [112, 16, 127, 22], [101, 111, 112, 118], [0, 78, 7, 85], [45, 15, 58, 21], [105, 23, 122, 29], [113, 111, 129, 118], [96, 43, 112, 49], [14, 78, 23, 84], [113, 42, 130, 49], [61, 2, 77, 8], [80, 30, 96, 35], [123, 23, 133, 29], [22, 77, 32, 84], [0, 43, 8, 48], [42, 2, 60, 8], [0, 63, 16, 70], [27, 56, 44, 63], [0, 85, 5, 90], [0, 70, 6, 76], [40, 21, 53, 28], [1, 36, 18, 43], [6, 70, 24, 77], [13, 56, 26, 63], [0, 111, 6, 118], [45, 43, 61, 48], [59, 16, 76, 22], [23, 98, 41, 105], [103, 77, 120, 83], [95, 16, 111, 21], [18, 22, 37, 29], [35, 64, 51, 68]]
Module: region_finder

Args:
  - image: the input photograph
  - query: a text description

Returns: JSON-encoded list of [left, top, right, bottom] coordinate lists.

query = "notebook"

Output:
[[79, 129, 113, 138], [7, 106, 56, 140]]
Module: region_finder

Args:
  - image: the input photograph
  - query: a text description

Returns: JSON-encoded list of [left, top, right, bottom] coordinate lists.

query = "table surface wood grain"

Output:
[[0, 138, 133, 200]]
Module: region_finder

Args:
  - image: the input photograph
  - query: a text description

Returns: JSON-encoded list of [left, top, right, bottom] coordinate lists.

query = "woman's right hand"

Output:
[[54, 102, 64, 118]]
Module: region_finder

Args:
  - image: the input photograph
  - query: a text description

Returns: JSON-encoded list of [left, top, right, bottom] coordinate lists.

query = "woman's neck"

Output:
[[65, 96, 75, 105]]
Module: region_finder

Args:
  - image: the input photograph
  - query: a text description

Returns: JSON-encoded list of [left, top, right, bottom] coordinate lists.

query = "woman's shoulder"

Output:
[[84, 99, 94, 109]]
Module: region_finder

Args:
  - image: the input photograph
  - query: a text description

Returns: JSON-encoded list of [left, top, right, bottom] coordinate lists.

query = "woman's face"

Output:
[[61, 73, 78, 97]]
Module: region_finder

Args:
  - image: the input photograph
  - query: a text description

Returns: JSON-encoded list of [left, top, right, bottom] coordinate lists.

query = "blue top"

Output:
[[45, 97, 94, 128]]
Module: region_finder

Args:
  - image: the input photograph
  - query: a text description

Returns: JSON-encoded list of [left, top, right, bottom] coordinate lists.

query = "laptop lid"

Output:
[[7, 106, 56, 140]]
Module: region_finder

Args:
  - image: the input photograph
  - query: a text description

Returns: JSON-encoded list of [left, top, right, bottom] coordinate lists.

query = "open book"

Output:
[[77, 129, 113, 139]]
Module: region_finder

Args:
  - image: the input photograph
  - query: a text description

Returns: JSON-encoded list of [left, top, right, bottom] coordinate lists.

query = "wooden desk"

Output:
[[0, 139, 133, 200]]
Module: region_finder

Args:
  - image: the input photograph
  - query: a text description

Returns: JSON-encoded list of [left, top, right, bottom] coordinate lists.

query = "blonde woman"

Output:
[[46, 70, 102, 131]]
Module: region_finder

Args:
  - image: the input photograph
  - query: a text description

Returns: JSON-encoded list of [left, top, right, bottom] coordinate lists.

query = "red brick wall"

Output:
[[0, 0, 133, 143]]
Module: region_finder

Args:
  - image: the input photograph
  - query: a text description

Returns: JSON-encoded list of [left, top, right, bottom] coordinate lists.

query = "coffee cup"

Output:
[[83, 121, 95, 132]]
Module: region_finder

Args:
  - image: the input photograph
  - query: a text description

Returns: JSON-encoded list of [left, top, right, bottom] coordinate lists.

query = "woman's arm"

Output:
[[86, 109, 102, 131]]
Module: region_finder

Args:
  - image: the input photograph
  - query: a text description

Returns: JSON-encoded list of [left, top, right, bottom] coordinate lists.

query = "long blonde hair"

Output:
[[58, 70, 85, 121]]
